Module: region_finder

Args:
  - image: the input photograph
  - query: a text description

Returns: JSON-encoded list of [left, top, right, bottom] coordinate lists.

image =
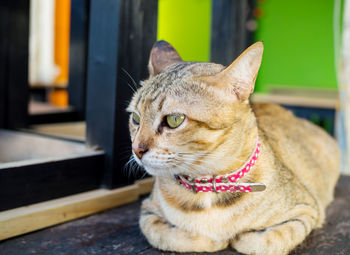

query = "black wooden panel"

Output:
[[29, 110, 79, 125], [115, 0, 158, 182], [118, 0, 158, 83], [67, 0, 89, 120], [86, 0, 122, 188], [6, 0, 29, 129], [0, 154, 104, 211], [0, 1, 9, 128], [86, 0, 158, 188], [211, 0, 253, 65]]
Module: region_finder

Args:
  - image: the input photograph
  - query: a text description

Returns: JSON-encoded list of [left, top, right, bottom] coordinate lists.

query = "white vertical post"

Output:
[[29, 0, 58, 86], [339, 0, 350, 175]]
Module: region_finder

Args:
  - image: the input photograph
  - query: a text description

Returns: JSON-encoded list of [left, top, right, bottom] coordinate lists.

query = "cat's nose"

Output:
[[132, 144, 148, 159]]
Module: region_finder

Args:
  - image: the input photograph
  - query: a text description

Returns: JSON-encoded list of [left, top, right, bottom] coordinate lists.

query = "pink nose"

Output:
[[132, 145, 148, 159]]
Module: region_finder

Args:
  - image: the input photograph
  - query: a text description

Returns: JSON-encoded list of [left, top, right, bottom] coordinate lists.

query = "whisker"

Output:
[[123, 99, 132, 108], [124, 155, 144, 180], [125, 81, 136, 93], [139, 170, 149, 180], [121, 68, 138, 90]]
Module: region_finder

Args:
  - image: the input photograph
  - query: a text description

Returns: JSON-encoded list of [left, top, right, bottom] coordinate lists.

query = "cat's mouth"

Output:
[[132, 151, 178, 177], [132, 152, 160, 175]]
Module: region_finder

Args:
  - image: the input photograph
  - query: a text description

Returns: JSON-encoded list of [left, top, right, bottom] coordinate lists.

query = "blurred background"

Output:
[[0, 0, 349, 212], [26, 0, 341, 113]]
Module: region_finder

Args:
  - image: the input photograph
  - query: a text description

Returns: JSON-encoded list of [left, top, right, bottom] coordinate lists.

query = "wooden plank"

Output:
[[29, 121, 86, 141], [0, 176, 154, 241], [266, 86, 339, 98], [0, 184, 139, 241], [251, 93, 338, 109], [135, 177, 155, 195]]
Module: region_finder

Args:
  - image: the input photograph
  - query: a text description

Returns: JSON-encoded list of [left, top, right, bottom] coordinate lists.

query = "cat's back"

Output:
[[252, 103, 340, 208]]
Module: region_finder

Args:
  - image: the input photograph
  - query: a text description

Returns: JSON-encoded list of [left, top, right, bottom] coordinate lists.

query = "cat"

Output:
[[127, 40, 340, 255]]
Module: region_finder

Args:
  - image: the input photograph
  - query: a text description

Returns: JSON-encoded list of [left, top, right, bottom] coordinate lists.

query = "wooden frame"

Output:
[[86, 0, 157, 188], [252, 92, 338, 135], [0, 0, 158, 212], [0, 130, 104, 211], [0, 178, 154, 241]]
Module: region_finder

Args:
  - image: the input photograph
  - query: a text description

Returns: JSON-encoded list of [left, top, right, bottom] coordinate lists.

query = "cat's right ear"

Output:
[[148, 40, 183, 77], [199, 41, 263, 101]]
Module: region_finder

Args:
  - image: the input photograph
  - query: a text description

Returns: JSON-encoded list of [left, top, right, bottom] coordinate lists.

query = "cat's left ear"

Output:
[[200, 41, 263, 100], [148, 40, 183, 77]]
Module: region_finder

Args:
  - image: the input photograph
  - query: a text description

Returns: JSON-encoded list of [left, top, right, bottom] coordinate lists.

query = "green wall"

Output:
[[157, 0, 341, 93], [157, 0, 211, 62], [255, 0, 342, 92]]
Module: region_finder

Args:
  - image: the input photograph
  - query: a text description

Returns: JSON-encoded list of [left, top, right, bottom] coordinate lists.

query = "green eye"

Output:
[[132, 112, 140, 125], [166, 114, 185, 128]]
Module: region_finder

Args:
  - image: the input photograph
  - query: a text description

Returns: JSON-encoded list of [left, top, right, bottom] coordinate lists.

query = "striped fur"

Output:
[[127, 41, 340, 254]]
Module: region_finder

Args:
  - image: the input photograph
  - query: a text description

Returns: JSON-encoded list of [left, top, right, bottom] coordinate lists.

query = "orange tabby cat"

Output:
[[127, 41, 340, 255]]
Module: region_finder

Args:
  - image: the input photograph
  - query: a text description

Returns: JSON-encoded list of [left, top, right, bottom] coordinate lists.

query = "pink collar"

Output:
[[175, 138, 266, 193]]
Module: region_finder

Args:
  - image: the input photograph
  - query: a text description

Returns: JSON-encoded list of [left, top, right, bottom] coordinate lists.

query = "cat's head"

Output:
[[127, 41, 263, 177]]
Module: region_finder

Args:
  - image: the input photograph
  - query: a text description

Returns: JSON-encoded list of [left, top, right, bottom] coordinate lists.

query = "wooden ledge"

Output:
[[251, 93, 338, 109], [0, 178, 154, 241]]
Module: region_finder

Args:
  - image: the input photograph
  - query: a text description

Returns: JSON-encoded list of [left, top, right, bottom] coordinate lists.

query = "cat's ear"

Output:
[[148, 40, 183, 77], [200, 41, 263, 100]]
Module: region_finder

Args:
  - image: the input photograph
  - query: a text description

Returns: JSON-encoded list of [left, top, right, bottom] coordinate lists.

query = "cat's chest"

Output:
[[157, 190, 255, 241]]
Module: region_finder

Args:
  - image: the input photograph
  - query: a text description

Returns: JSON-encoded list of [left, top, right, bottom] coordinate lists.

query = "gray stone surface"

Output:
[[1, 176, 350, 255]]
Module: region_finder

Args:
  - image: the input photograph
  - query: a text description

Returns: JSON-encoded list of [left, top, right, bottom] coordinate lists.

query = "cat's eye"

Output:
[[132, 112, 140, 125], [166, 114, 185, 128]]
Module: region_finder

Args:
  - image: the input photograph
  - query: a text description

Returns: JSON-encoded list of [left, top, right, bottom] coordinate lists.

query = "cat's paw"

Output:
[[232, 231, 270, 255], [232, 231, 288, 255], [207, 240, 229, 252], [150, 227, 228, 252], [193, 235, 229, 252]]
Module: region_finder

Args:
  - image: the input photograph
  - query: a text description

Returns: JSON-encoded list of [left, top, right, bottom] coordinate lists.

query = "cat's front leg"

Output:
[[140, 198, 228, 252], [231, 205, 318, 255]]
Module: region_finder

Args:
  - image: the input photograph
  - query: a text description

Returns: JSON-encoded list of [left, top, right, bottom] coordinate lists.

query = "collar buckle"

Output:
[[212, 177, 218, 193]]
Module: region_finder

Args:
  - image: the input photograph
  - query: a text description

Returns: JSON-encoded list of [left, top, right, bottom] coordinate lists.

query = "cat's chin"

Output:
[[143, 166, 175, 177], [132, 153, 178, 177]]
